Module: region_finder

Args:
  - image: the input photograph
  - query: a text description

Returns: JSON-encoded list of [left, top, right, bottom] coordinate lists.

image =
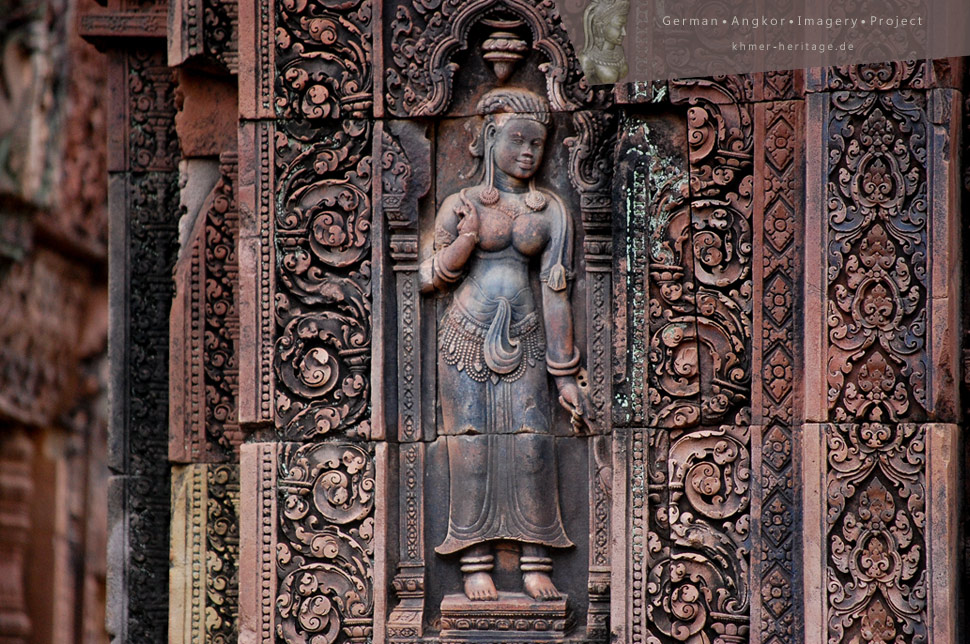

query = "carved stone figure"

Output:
[[420, 87, 591, 602], [578, 0, 629, 85]]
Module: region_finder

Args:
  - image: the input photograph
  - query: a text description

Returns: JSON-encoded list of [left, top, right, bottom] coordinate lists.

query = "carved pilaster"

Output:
[[103, 42, 180, 643], [616, 79, 760, 644], [751, 98, 804, 644], [171, 154, 241, 462], [387, 443, 426, 641], [670, 77, 753, 428], [238, 0, 274, 119], [802, 424, 952, 644], [801, 75, 961, 644], [0, 430, 33, 643], [565, 109, 615, 637], [237, 121, 276, 428], [169, 464, 240, 643], [240, 442, 379, 643], [239, 443, 279, 642], [377, 119, 432, 640], [586, 435, 611, 639], [566, 110, 615, 432], [273, 119, 373, 441]]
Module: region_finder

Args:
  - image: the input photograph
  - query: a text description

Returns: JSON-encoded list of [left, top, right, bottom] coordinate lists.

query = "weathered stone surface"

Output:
[[175, 70, 238, 158], [92, 0, 970, 636], [169, 464, 240, 644], [103, 41, 181, 644]]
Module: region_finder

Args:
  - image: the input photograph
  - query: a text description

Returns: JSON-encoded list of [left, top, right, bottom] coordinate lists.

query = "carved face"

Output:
[[490, 117, 547, 181], [602, 13, 627, 46]]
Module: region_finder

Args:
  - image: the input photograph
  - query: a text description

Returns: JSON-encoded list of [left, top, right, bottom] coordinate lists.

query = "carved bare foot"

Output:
[[464, 571, 499, 601], [523, 572, 561, 601]]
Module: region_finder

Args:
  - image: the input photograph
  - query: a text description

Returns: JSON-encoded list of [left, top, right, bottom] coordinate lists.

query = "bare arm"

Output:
[[418, 191, 479, 293], [540, 196, 591, 430]]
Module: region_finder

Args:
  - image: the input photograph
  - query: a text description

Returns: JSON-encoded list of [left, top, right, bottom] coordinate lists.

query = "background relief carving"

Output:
[[80, 0, 968, 638]]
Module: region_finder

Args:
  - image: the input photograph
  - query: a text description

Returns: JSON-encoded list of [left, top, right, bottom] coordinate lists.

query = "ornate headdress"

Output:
[[470, 88, 550, 211]]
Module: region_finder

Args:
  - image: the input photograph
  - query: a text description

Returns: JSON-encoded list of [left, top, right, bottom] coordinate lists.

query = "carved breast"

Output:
[[476, 207, 550, 257]]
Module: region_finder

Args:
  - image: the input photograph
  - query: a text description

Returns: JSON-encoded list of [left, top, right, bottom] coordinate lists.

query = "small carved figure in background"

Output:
[[420, 87, 591, 602], [578, 0, 629, 85]]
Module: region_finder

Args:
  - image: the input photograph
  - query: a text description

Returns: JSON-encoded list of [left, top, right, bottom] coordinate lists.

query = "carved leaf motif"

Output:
[[274, 120, 372, 440], [277, 443, 375, 644], [826, 92, 928, 424], [276, 0, 373, 118]]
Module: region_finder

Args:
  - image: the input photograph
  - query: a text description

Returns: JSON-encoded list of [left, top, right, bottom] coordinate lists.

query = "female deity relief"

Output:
[[419, 87, 592, 602], [578, 0, 630, 85]]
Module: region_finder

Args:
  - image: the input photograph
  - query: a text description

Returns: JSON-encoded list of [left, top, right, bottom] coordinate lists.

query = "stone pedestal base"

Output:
[[439, 593, 573, 643]]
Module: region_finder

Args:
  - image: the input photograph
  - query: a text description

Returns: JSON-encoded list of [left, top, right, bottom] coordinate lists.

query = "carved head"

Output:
[[472, 88, 550, 163], [582, 0, 629, 49], [469, 88, 551, 206], [472, 88, 550, 149]]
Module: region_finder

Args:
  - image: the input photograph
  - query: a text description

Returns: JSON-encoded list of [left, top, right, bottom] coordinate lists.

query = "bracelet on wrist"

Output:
[[546, 347, 580, 376]]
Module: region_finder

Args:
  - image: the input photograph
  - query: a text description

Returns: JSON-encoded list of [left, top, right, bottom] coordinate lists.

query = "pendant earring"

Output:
[[525, 179, 546, 210], [479, 146, 499, 205]]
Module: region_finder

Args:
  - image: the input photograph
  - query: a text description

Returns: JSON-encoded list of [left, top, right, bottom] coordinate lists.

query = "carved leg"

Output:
[[460, 543, 498, 601], [520, 544, 560, 600]]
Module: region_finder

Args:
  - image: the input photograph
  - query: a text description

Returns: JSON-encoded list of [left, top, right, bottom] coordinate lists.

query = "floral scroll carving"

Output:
[[206, 464, 240, 643], [204, 158, 241, 456], [636, 78, 754, 430], [277, 443, 376, 644], [644, 424, 751, 644], [618, 90, 754, 643], [274, 120, 373, 440], [825, 423, 926, 644], [825, 92, 928, 424], [275, 0, 373, 119]]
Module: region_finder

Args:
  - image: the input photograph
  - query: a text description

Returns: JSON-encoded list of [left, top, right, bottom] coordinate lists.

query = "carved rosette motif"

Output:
[[274, 120, 372, 440], [757, 98, 802, 644], [276, 443, 376, 644], [825, 92, 928, 424], [275, 0, 373, 119], [824, 423, 926, 644], [384, 0, 596, 116]]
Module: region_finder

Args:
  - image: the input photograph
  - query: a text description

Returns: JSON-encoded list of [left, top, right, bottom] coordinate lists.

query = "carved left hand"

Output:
[[557, 380, 593, 435]]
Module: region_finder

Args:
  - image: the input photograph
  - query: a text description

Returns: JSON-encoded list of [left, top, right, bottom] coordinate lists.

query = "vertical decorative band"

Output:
[[753, 97, 804, 644], [237, 120, 275, 427], [802, 71, 961, 644], [239, 443, 278, 642]]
